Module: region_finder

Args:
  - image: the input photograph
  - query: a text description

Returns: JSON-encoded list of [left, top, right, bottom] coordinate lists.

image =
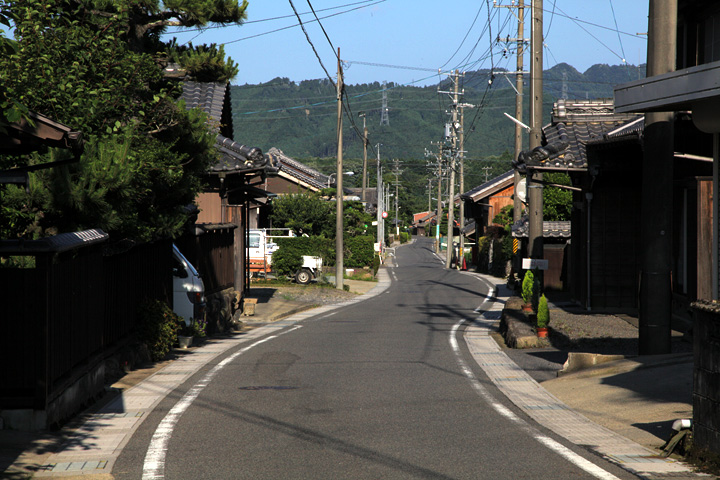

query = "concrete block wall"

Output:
[[692, 300, 720, 453]]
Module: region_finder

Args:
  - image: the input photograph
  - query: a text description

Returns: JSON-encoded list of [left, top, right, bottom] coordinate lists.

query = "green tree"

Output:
[[542, 172, 572, 221], [0, 0, 219, 240], [269, 193, 334, 237], [343, 200, 374, 237], [118, 0, 249, 53], [169, 41, 239, 83]]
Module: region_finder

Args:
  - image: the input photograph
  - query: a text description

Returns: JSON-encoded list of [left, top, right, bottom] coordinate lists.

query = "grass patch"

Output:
[[250, 276, 293, 286], [345, 271, 376, 281]]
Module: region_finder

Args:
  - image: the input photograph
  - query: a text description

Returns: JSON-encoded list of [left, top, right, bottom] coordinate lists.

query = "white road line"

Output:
[[142, 335, 278, 480], [449, 320, 620, 480]]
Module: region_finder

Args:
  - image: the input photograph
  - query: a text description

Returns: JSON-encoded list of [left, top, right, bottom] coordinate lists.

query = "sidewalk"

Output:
[[465, 274, 703, 479]]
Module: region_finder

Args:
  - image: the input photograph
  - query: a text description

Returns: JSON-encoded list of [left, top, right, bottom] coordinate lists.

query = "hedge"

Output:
[[273, 235, 375, 270]]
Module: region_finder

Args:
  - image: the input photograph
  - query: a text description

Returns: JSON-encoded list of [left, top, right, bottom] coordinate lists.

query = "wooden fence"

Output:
[[0, 234, 172, 415], [174, 224, 236, 296]]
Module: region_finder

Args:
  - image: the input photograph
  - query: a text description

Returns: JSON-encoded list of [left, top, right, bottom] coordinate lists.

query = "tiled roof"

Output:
[[180, 81, 233, 139], [512, 216, 571, 238], [266, 148, 329, 191], [180, 81, 274, 173], [461, 170, 514, 201], [540, 99, 641, 170], [412, 211, 436, 227], [212, 136, 275, 172]]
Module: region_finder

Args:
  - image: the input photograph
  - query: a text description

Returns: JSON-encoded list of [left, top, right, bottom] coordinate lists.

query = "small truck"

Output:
[[248, 229, 323, 284]]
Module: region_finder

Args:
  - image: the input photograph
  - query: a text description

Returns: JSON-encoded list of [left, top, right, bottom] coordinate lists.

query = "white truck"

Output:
[[248, 229, 323, 285]]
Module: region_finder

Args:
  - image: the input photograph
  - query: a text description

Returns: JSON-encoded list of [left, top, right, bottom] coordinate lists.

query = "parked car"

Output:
[[248, 228, 323, 284], [172, 244, 206, 327]]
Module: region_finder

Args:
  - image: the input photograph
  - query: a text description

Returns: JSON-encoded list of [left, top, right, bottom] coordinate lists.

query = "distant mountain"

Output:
[[230, 63, 646, 162]]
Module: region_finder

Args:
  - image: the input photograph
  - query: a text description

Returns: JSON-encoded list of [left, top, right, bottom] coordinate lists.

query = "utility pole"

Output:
[[376, 143, 383, 257], [430, 142, 443, 253], [458, 104, 465, 268], [495, 0, 526, 224], [392, 158, 402, 236], [513, 1, 525, 224], [360, 112, 368, 203], [427, 178, 433, 213], [444, 70, 461, 269], [639, 0, 676, 355], [528, 0, 544, 264], [335, 48, 344, 291]]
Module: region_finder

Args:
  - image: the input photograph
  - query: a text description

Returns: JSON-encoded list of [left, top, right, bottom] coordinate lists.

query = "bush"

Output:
[[276, 236, 335, 266], [271, 247, 303, 276], [537, 294, 550, 328], [372, 254, 381, 276], [136, 299, 180, 361], [345, 235, 375, 268], [521, 270, 535, 305], [274, 235, 375, 270], [400, 232, 410, 243]]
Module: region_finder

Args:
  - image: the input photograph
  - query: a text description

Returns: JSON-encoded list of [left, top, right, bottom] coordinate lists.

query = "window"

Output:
[[249, 233, 260, 248]]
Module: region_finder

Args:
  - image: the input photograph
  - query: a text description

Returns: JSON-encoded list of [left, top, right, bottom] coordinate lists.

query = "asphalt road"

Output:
[[113, 237, 636, 479]]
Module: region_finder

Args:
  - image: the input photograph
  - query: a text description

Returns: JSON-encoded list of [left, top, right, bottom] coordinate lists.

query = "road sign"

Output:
[[382, 211, 388, 218], [522, 258, 549, 270]]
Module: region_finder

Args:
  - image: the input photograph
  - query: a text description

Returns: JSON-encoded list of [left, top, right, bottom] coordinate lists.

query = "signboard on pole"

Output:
[[522, 258, 549, 270]]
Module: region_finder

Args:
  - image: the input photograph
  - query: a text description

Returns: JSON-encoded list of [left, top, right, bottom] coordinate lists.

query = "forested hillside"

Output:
[[230, 62, 645, 221]]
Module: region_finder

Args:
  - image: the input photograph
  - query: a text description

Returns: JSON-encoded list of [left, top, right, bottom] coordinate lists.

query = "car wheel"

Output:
[[295, 268, 312, 285]]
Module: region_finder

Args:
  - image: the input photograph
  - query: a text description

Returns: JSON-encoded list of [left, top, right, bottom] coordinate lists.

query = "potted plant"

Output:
[[521, 270, 535, 312], [536, 294, 550, 338], [177, 316, 207, 348]]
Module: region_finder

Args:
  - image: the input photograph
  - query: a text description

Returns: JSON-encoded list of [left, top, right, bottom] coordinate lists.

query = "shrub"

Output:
[[400, 232, 410, 243], [521, 270, 535, 305], [372, 254, 381, 276], [537, 294, 550, 328], [345, 235, 375, 268], [271, 247, 302, 276], [276, 236, 334, 266], [136, 299, 180, 361], [273, 235, 375, 270], [179, 316, 207, 338]]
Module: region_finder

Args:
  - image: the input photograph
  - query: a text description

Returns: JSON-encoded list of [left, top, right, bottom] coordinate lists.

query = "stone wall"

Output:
[[692, 300, 720, 454], [206, 287, 241, 333]]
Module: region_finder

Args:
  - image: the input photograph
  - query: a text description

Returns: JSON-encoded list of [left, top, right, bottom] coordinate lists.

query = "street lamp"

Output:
[[327, 171, 354, 188]]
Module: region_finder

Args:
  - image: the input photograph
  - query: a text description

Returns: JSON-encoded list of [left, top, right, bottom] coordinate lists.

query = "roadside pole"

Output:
[[335, 48, 344, 291]]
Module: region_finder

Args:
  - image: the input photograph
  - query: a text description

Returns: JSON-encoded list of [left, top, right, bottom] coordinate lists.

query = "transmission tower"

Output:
[[380, 81, 390, 126]]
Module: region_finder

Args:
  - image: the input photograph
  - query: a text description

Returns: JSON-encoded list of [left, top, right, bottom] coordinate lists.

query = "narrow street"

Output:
[[113, 238, 634, 479]]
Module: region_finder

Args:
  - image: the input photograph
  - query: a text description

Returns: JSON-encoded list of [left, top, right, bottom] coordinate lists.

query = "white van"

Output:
[[172, 244, 206, 327]]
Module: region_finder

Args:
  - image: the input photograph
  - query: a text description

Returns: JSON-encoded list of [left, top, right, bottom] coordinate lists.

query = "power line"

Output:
[[440, 3, 484, 69], [167, 0, 382, 34], [306, 0, 337, 57], [219, 0, 386, 47], [288, 0, 336, 88], [346, 60, 438, 73]]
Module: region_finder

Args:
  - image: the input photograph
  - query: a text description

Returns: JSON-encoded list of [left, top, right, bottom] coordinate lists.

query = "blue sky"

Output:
[[163, 0, 650, 87]]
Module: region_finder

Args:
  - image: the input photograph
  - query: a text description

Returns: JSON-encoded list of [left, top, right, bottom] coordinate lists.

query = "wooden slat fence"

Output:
[[0, 239, 172, 412]]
